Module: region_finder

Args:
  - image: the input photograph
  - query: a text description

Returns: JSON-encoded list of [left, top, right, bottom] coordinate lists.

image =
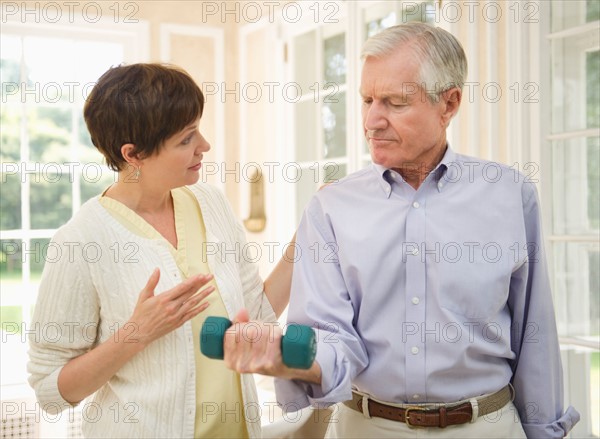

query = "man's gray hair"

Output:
[[361, 22, 468, 103]]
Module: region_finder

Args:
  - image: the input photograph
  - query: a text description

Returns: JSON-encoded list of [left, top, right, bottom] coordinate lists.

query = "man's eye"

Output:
[[182, 136, 192, 145]]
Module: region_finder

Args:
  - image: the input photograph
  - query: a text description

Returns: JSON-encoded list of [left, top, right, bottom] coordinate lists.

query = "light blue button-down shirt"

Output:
[[276, 147, 579, 438]]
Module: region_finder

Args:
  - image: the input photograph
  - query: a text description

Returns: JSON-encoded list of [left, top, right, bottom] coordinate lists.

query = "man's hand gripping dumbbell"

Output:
[[200, 309, 322, 383]]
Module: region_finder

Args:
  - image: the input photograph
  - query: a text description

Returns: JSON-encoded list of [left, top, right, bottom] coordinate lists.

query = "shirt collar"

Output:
[[372, 163, 394, 198], [372, 144, 458, 196]]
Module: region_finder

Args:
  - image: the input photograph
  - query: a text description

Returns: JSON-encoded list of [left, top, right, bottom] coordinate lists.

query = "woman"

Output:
[[27, 63, 293, 438]]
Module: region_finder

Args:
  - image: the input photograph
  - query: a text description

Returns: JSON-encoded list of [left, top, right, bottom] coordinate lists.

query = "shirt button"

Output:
[[411, 346, 419, 355], [413, 394, 420, 399], [412, 201, 420, 209], [412, 297, 420, 305], [412, 248, 419, 255], [438, 181, 444, 189]]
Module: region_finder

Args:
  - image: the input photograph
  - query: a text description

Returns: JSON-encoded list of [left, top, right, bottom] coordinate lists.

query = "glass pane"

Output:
[[587, 50, 599, 129], [30, 238, 51, 281], [81, 166, 116, 203], [293, 31, 317, 94], [0, 239, 22, 284], [295, 100, 318, 162], [78, 111, 106, 165], [552, 137, 600, 235], [0, 304, 26, 386], [75, 40, 124, 99], [28, 106, 72, 163], [22, 36, 79, 105], [323, 33, 346, 85], [402, 1, 436, 24], [323, 162, 346, 183], [366, 11, 397, 39], [552, 0, 600, 32], [30, 176, 72, 229], [0, 172, 21, 230], [588, 0, 600, 22], [295, 166, 318, 224], [588, 136, 600, 231], [551, 41, 599, 133], [553, 241, 600, 338], [23, 37, 74, 91], [0, 105, 21, 161], [0, 301, 28, 385], [322, 91, 346, 159], [1, 35, 22, 104]]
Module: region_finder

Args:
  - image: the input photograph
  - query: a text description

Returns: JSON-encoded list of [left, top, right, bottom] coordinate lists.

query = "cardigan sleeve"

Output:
[[27, 226, 100, 414]]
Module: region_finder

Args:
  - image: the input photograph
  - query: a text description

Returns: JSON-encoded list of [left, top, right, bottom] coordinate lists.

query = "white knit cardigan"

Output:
[[27, 183, 276, 438]]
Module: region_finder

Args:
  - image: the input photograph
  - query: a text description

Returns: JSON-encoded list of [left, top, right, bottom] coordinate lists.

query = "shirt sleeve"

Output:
[[508, 182, 580, 438], [27, 228, 99, 414], [275, 197, 369, 411]]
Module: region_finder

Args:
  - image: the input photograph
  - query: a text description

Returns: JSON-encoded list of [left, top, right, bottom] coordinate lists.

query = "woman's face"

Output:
[[138, 118, 211, 189]]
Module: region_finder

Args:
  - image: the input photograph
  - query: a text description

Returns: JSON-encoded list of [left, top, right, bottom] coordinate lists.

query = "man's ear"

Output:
[[440, 87, 462, 127]]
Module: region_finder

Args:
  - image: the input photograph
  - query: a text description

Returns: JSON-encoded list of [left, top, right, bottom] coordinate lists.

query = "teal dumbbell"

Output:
[[200, 316, 317, 369]]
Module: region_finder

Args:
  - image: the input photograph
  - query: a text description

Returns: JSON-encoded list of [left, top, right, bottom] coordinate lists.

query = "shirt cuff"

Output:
[[521, 406, 580, 438], [275, 339, 353, 412]]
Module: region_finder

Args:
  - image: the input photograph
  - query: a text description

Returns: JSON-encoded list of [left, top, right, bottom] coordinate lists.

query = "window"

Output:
[[547, 0, 600, 436], [0, 16, 147, 392], [285, 0, 434, 224]]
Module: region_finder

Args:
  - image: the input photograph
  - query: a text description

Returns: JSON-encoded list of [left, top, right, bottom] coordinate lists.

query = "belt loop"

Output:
[[508, 382, 516, 402], [469, 398, 479, 423], [361, 395, 371, 419]]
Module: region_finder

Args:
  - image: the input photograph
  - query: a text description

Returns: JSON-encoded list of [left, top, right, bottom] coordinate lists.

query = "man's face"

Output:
[[360, 47, 452, 172]]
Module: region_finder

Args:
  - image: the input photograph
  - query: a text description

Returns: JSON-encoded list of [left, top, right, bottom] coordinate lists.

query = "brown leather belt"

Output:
[[342, 385, 512, 428]]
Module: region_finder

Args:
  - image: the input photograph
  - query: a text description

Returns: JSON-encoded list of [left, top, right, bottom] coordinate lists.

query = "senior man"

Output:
[[225, 22, 580, 438]]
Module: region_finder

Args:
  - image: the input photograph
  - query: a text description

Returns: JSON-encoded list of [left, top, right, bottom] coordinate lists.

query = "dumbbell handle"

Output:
[[200, 316, 317, 369]]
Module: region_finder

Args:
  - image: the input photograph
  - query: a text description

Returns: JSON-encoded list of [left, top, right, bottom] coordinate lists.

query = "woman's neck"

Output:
[[103, 180, 173, 215]]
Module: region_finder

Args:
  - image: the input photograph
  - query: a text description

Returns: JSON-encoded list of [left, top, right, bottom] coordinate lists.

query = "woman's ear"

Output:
[[121, 143, 141, 167]]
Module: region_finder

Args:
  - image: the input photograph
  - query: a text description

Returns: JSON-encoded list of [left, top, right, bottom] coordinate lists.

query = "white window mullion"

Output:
[[506, 5, 523, 166], [485, 14, 498, 162]]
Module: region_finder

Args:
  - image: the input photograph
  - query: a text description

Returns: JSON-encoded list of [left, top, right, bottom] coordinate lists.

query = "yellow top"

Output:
[[99, 187, 248, 438]]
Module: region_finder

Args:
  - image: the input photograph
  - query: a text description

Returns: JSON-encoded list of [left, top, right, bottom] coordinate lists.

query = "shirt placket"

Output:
[[404, 193, 428, 402]]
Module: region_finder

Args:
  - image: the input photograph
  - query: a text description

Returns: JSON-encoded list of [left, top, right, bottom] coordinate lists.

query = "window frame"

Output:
[[0, 11, 149, 392]]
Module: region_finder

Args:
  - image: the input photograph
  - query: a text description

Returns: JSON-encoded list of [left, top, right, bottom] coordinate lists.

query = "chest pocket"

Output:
[[436, 256, 512, 320]]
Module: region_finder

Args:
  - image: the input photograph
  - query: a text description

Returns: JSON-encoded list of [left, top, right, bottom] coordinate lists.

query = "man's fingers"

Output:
[[232, 308, 250, 324]]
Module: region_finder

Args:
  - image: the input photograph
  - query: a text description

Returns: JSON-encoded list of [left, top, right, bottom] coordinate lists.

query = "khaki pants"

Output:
[[324, 401, 527, 439]]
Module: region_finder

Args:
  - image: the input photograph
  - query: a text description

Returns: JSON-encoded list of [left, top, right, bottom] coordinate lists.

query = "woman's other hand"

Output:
[[127, 268, 215, 348]]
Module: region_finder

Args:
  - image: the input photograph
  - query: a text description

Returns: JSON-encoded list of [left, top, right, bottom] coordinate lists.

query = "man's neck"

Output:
[[393, 144, 447, 190]]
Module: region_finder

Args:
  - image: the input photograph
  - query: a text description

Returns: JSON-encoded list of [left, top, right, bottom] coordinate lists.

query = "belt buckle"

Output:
[[404, 406, 428, 428]]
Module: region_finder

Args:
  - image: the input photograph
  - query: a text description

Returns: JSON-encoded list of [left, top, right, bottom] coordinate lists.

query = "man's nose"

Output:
[[363, 102, 388, 131]]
